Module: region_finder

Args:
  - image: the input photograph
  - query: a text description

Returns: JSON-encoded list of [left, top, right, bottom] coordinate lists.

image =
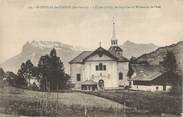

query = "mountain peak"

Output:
[[121, 40, 159, 58], [1, 41, 85, 73], [123, 40, 157, 47], [123, 40, 134, 45], [24, 40, 86, 51]]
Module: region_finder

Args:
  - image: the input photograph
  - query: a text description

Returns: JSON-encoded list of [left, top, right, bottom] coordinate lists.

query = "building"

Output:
[[69, 20, 129, 91], [129, 64, 178, 92]]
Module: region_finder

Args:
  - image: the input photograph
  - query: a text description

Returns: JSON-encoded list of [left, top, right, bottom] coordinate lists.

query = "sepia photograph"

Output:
[[0, 0, 183, 117]]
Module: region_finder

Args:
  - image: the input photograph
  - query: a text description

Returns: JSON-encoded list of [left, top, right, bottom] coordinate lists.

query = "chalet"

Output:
[[69, 20, 129, 91], [129, 64, 179, 92]]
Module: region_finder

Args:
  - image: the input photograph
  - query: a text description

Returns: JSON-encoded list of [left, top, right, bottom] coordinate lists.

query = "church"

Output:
[[69, 21, 129, 91]]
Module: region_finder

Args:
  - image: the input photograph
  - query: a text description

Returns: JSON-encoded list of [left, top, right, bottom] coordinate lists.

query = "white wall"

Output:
[[83, 61, 118, 88], [70, 54, 130, 89], [130, 82, 172, 92], [117, 62, 129, 87], [70, 64, 84, 88]]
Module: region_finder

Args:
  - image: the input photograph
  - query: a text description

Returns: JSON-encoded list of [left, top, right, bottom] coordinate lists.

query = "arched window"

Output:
[[96, 63, 106, 71], [119, 72, 123, 80], [99, 63, 103, 70], [76, 74, 81, 81]]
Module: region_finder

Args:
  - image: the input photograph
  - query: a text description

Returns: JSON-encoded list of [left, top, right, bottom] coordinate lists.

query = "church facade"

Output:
[[69, 21, 129, 91]]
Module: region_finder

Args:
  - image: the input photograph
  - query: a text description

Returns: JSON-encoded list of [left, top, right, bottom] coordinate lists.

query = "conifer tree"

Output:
[[38, 48, 70, 91], [162, 50, 182, 95], [162, 51, 177, 73]]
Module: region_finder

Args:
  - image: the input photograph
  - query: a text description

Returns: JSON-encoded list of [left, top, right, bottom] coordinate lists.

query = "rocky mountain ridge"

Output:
[[120, 40, 158, 58], [0, 41, 84, 73]]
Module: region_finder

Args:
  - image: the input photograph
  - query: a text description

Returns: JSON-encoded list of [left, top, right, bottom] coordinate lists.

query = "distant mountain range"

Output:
[[3, 40, 182, 74], [0, 41, 84, 73], [120, 40, 158, 58]]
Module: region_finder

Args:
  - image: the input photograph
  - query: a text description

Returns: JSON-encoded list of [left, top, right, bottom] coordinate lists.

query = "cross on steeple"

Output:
[[99, 41, 102, 47], [111, 17, 118, 46]]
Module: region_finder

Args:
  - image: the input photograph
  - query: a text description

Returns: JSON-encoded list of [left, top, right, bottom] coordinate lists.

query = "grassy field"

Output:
[[0, 86, 181, 117], [0, 86, 126, 116], [0, 86, 124, 108], [84, 89, 182, 116]]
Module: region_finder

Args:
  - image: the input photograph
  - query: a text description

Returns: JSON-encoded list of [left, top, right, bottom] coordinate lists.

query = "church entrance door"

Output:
[[98, 80, 104, 91]]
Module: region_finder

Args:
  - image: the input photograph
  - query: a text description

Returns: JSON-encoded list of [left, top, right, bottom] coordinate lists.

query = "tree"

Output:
[[5, 71, 18, 86], [38, 48, 70, 91], [127, 56, 136, 78], [161, 50, 182, 95], [25, 60, 34, 86], [162, 51, 177, 73], [0, 68, 5, 80], [17, 60, 36, 88]]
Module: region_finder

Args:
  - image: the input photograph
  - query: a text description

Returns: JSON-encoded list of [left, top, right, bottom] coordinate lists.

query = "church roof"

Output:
[[69, 47, 128, 64], [117, 56, 129, 62], [81, 80, 97, 85], [109, 46, 123, 52], [109, 46, 129, 62], [69, 51, 92, 64], [83, 47, 119, 61]]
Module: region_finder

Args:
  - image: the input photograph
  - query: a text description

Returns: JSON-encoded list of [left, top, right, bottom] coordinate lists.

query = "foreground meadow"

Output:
[[85, 89, 182, 116], [0, 86, 181, 117]]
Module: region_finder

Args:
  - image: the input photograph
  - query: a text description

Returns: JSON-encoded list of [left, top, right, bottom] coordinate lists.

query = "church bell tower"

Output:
[[109, 17, 123, 57], [111, 18, 118, 46]]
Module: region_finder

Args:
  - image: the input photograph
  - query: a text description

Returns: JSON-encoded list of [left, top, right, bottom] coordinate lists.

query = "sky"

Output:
[[0, 0, 183, 63]]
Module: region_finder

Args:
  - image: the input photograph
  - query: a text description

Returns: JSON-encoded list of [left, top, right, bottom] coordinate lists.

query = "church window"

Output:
[[96, 65, 99, 71], [99, 63, 103, 70], [76, 74, 81, 81], [119, 72, 123, 80], [96, 63, 106, 71], [103, 65, 106, 71]]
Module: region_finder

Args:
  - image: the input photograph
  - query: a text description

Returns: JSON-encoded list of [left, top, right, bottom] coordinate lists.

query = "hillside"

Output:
[[0, 41, 84, 73], [136, 41, 183, 74], [120, 40, 158, 58]]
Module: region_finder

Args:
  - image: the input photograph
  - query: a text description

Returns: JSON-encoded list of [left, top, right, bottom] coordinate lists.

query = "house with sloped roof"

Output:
[[69, 20, 129, 91], [129, 64, 179, 91]]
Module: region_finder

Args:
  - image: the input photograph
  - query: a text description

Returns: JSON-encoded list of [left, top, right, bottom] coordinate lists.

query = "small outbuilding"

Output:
[[81, 80, 97, 91]]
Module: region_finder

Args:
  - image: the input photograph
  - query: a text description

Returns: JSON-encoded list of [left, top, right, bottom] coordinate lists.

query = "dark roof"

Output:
[[117, 56, 129, 62], [81, 80, 97, 85], [83, 47, 119, 61], [69, 46, 128, 64], [109, 46, 129, 62], [109, 46, 123, 52], [69, 51, 92, 64], [131, 64, 163, 81]]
